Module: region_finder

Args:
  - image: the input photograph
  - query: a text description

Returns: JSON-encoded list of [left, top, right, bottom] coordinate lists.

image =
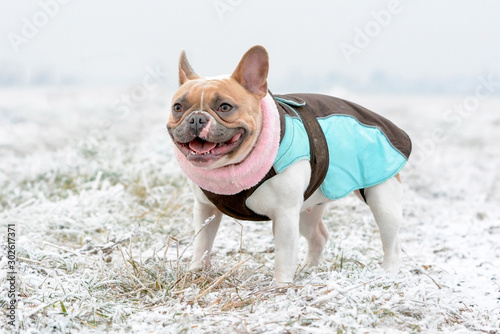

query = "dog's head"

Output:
[[167, 45, 269, 169]]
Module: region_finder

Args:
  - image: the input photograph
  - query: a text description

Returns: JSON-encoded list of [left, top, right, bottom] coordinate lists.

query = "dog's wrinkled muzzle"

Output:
[[167, 111, 247, 168]]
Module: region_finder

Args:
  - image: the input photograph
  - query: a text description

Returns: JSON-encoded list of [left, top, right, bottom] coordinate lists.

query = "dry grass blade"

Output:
[[196, 257, 251, 300]]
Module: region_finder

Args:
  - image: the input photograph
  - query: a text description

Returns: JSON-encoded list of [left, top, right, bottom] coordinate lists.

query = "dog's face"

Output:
[[167, 46, 269, 169]]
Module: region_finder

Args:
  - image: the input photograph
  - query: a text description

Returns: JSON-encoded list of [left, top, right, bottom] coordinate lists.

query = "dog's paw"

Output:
[[188, 263, 205, 273], [189, 260, 211, 272], [381, 258, 401, 275], [300, 257, 321, 269], [189, 253, 212, 271], [269, 278, 294, 290]]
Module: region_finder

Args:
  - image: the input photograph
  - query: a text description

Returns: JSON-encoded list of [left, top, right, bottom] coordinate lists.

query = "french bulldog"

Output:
[[167, 45, 412, 285]]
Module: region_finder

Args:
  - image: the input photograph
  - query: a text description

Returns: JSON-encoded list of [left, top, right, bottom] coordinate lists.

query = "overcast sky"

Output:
[[0, 0, 498, 89]]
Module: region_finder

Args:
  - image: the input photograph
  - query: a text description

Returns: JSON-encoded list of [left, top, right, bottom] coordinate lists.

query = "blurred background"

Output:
[[0, 0, 498, 94]]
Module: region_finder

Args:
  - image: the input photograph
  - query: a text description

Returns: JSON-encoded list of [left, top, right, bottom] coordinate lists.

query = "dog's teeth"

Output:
[[189, 150, 213, 156]]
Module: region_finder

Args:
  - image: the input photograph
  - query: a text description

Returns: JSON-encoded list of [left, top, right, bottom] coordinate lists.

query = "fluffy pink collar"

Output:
[[173, 94, 280, 195]]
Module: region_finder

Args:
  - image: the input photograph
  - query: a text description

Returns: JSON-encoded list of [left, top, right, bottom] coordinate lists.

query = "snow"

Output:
[[0, 87, 499, 333]]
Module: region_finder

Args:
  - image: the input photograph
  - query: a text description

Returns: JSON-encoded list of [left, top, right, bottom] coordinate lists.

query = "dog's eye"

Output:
[[217, 103, 233, 112], [172, 103, 183, 113]]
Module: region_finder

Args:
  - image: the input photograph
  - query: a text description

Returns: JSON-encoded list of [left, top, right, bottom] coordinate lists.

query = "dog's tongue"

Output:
[[189, 138, 217, 154]]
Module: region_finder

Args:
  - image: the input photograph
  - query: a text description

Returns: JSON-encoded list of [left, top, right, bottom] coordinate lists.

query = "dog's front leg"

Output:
[[246, 161, 311, 285], [272, 209, 301, 285], [190, 186, 223, 270]]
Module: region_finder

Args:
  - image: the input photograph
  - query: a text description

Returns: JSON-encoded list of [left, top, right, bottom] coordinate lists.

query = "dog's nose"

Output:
[[189, 113, 209, 135]]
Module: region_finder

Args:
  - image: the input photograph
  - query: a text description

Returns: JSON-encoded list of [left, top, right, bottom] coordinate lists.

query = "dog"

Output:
[[167, 45, 412, 285]]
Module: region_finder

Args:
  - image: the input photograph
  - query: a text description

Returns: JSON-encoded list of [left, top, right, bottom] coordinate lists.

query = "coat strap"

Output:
[[274, 95, 330, 200]]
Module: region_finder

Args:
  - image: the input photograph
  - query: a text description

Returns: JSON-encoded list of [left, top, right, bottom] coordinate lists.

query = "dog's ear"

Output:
[[179, 50, 200, 85], [231, 45, 269, 98]]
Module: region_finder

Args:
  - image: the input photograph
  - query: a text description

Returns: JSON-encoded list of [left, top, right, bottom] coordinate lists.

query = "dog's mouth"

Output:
[[175, 129, 245, 167]]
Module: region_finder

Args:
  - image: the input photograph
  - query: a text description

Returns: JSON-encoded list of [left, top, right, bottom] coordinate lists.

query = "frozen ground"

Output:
[[0, 87, 499, 333]]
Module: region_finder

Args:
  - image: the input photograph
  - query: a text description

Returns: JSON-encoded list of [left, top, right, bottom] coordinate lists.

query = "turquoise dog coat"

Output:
[[201, 93, 412, 221]]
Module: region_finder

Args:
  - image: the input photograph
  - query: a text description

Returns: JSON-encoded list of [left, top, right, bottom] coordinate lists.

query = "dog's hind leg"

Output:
[[299, 204, 328, 267], [364, 176, 403, 273]]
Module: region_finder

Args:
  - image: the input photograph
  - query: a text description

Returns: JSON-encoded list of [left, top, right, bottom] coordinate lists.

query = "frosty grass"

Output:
[[1, 88, 499, 333]]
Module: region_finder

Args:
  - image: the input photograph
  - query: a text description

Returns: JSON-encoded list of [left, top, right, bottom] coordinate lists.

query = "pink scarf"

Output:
[[173, 94, 281, 195]]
